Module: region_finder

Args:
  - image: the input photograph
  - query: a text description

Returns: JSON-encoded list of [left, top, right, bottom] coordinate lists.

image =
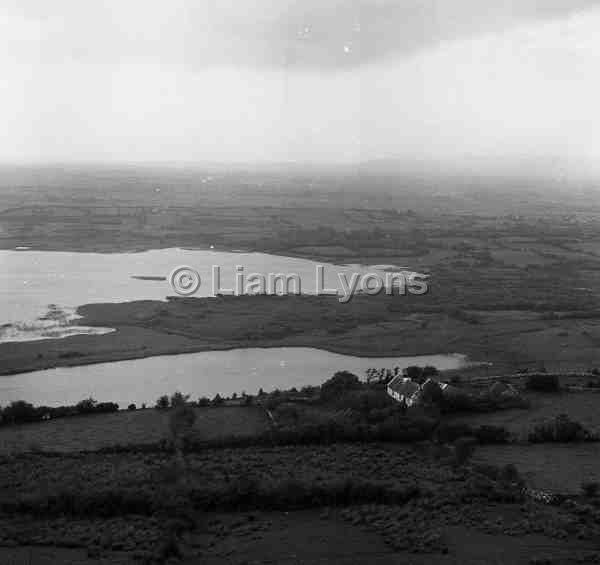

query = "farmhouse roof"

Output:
[[387, 376, 420, 397]]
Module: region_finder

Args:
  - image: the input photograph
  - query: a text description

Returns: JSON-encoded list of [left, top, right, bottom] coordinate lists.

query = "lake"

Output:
[[0, 248, 460, 407], [0, 248, 412, 342], [0, 348, 468, 407]]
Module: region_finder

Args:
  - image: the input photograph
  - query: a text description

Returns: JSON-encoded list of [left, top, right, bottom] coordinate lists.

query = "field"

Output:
[[0, 407, 269, 454], [474, 443, 600, 494], [1, 429, 600, 564], [3, 510, 593, 565], [447, 390, 600, 440]]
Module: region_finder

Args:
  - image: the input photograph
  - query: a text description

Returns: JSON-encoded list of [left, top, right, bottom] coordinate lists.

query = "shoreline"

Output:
[[0, 242, 403, 270], [0, 336, 468, 377]]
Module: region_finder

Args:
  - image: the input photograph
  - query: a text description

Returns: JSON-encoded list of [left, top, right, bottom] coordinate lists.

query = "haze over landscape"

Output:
[[2, 0, 600, 180]]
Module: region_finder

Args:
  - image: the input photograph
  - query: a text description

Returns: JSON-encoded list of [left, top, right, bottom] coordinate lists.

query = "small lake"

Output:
[[0, 348, 468, 407]]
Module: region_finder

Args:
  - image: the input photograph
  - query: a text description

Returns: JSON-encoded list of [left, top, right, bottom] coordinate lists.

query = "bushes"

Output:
[[581, 481, 600, 498], [334, 389, 393, 416], [529, 414, 595, 443], [453, 437, 477, 466], [436, 423, 510, 445], [94, 402, 120, 414], [375, 414, 434, 442], [182, 414, 435, 450], [0, 398, 118, 426], [320, 371, 361, 402], [5, 475, 422, 519], [402, 365, 439, 385], [4, 488, 155, 519], [168, 403, 197, 450], [525, 373, 560, 392], [155, 395, 170, 410], [468, 463, 525, 502], [1, 401, 37, 424], [190, 477, 420, 511], [474, 425, 511, 444]]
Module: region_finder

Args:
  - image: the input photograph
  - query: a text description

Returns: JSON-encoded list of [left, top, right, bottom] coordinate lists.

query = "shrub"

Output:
[[582, 481, 600, 498], [436, 424, 509, 445], [127, 404, 136, 411], [76, 398, 97, 414], [320, 371, 361, 402], [335, 389, 392, 415], [422, 365, 440, 379], [403, 365, 425, 384], [453, 437, 477, 466], [401, 365, 440, 385], [273, 403, 301, 425], [155, 395, 170, 410], [0, 398, 118, 426], [2, 401, 36, 424], [499, 464, 521, 484], [436, 423, 474, 443], [94, 402, 119, 414], [474, 425, 510, 444], [157, 532, 183, 561], [170, 391, 190, 407], [169, 405, 197, 448], [529, 414, 594, 443], [449, 374, 462, 385], [526, 373, 559, 392]]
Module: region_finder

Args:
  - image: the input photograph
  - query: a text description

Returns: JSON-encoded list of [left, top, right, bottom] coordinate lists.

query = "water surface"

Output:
[[0, 248, 411, 342], [0, 348, 468, 407]]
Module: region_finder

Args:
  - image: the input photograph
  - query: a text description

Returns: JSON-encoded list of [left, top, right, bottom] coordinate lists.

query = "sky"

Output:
[[2, 0, 600, 176]]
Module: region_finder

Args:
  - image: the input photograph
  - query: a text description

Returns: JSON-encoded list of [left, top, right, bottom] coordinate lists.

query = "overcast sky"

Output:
[[2, 0, 600, 175]]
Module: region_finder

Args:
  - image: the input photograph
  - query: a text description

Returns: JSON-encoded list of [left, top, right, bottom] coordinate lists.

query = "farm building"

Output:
[[386, 376, 420, 404]]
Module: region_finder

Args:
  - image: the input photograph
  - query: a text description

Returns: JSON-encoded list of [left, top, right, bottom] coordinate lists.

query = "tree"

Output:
[[422, 366, 439, 379], [320, 371, 361, 402], [403, 366, 423, 381], [3, 400, 36, 424], [402, 365, 439, 384], [155, 395, 170, 410], [170, 392, 190, 407], [76, 398, 97, 414]]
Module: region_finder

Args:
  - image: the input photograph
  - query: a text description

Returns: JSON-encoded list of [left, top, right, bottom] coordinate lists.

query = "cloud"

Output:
[[3, 1, 600, 171], [2, 0, 598, 70]]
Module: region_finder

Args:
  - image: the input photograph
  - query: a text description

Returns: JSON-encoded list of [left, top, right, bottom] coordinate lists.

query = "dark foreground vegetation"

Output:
[[2, 365, 600, 562]]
